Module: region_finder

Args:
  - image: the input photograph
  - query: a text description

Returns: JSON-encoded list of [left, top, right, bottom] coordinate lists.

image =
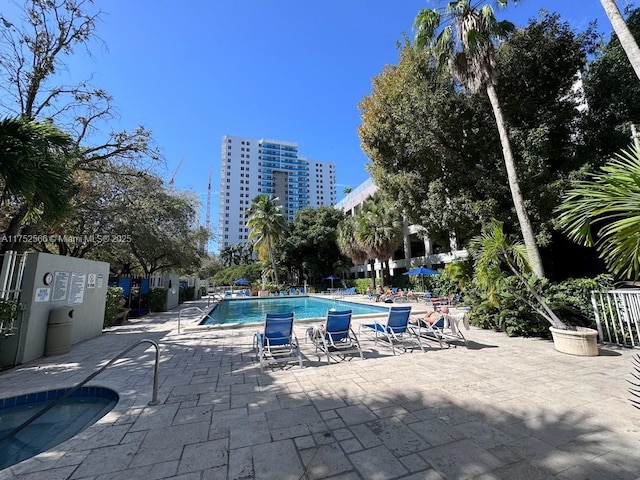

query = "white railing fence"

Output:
[[0, 250, 27, 337], [591, 290, 640, 349], [0, 251, 27, 301]]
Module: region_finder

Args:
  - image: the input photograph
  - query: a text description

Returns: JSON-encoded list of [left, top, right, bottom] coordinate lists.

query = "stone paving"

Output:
[[1, 297, 639, 480]]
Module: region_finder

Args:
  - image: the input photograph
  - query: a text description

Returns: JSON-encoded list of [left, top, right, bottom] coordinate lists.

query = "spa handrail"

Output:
[[0, 338, 160, 443]]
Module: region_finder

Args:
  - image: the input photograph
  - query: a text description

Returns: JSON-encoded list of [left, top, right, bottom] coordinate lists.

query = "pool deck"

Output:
[[1, 295, 639, 479]]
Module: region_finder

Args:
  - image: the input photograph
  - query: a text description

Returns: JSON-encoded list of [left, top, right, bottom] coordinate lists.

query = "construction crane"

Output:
[[205, 166, 212, 235], [168, 154, 186, 186]]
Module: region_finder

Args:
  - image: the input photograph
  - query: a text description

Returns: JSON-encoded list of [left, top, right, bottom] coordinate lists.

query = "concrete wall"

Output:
[[15, 252, 109, 364]]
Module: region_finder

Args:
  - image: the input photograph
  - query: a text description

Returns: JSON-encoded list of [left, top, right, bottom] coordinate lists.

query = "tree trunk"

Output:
[[368, 259, 376, 288], [267, 236, 279, 284], [600, 0, 640, 81], [506, 259, 567, 329], [485, 83, 545, 278]]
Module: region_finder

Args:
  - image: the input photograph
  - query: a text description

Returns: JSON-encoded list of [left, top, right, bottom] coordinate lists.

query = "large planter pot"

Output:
[[258, 290, 270, 298], [549, 326, 599, 356]]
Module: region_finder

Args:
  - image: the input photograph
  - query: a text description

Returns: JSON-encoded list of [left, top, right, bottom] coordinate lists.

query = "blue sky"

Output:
[[2, 1, 613, 250]]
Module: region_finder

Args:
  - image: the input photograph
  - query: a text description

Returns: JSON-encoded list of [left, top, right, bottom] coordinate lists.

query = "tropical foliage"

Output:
[[556, 144, 640, 279], [246, 195, 288, 284], [470, 219, 566, 328], [0, 116, 78, 236]]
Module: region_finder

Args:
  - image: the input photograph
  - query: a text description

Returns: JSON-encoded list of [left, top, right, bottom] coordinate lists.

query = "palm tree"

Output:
[[470, 219, 566, 328], [556, 144, 640, 279], [414, 0, 545, 277], [355, 196, 404, 286], [0, 116, 77, 251], [600, 0, 640, 81], [245, 194, 287, 284], [336, 216, 371, 284]]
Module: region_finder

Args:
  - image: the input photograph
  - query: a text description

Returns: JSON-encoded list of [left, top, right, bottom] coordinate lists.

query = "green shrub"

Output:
[[148, 288, 168, 312], [464, 274, 613, 338], [354, 278, 372, 294], [104, 287, 123, 328], [185, 286, 195, 301]]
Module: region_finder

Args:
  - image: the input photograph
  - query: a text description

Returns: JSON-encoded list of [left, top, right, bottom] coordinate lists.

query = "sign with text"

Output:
[[51, 271, 70, 301], [68, 272, 87, 305]]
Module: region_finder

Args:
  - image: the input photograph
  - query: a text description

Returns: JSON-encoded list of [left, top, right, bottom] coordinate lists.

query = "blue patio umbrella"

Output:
[[234, 278, 250, 285], [324, 275, 340, 289], [404, 267, 439, 276], [403, 267, 439, 290]]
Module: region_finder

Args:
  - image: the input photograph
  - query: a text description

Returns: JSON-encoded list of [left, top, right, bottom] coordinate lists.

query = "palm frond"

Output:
[[413, 8, 440, 49], [556, 144, 640, 278], [630, 354, 640, 410]]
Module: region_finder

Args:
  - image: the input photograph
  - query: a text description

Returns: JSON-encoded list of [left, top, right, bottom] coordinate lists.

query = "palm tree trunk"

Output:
[[485, 83, 545, 278], [505, 258, 567, 329], [368, 259, 376, 288], [600, 0, 640, 81], [267, 236, 279, 284]]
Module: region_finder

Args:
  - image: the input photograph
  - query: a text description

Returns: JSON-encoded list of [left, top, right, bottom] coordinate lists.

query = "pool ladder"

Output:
[[0, 339, 161, 443]]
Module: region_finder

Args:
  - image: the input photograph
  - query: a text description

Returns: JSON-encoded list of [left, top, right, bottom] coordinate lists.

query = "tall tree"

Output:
[[581, 8, 640, 161], [336, 216, 371, 284], [246, 195, 287, 284], [0, 0, 160, 251], [599, 0, 640, 81], [283, 206, 346, 284], [414, 0, 545, 277], [354, 195, 404, 286]]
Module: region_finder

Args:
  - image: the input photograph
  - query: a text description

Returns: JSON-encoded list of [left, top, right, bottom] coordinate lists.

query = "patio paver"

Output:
[[0, 296, 639, 479]]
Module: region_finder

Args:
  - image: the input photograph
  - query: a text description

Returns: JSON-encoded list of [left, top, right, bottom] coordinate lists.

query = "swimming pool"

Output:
[[200, 296, 390, 325], [0, 386, 118, 470]]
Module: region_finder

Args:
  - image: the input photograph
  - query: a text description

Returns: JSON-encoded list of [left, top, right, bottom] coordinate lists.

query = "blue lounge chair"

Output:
[[253, 312, 303, 371], [416, 313, 468, 348], [359, 306, 424, 355], [279, 289, 288, 296], [308, 310, 363, 364], [341, 287, 356, 297]]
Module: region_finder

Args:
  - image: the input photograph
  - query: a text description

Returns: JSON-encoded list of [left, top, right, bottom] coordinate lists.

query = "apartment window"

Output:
[[227, 139, 232, 143], [226, 192, 230, 196]]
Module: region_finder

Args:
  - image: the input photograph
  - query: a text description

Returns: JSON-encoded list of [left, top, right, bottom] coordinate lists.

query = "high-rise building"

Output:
[[219, 135, 336, 248]]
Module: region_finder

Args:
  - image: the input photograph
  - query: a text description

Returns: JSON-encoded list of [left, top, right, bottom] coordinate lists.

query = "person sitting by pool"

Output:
[[406, 289, 419, 302], [375, 285, 384, 302], [410, 306, 449, 328], [365, 285, 374, 300]]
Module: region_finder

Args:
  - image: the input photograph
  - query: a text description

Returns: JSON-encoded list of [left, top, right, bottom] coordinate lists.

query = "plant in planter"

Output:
[[0, 299, 19, 337], [470, 219, 598, 356]]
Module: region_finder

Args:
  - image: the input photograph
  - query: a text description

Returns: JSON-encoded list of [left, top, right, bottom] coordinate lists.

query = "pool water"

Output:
[[200, 296, 390, 325], [0, 386, 118, 470]]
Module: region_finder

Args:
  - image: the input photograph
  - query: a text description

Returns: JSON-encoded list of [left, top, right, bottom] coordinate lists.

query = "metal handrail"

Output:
[[0, 339, 161, 443], [177, 307, 205, 334]]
